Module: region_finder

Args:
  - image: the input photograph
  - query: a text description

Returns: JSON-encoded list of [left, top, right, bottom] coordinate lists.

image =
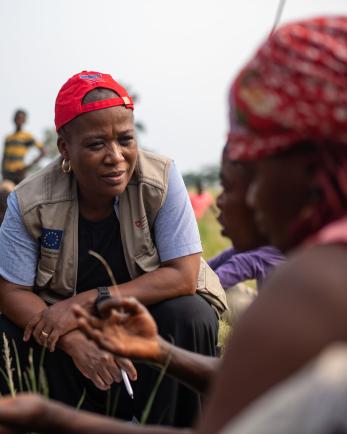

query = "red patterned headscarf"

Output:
[[226, 16, 347, 245], [227, 16, 347, 161]]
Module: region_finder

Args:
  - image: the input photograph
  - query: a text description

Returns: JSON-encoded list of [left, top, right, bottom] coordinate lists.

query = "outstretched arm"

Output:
[[0, 394, 192, 434], [196, 245, 347, 434], [74, 297, 219, 395]]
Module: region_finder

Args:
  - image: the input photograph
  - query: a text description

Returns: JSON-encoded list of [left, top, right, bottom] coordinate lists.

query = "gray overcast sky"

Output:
[[1, 0, 346, 173]]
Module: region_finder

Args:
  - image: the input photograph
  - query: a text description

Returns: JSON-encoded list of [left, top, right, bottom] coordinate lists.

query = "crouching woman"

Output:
[[0, 71, 221, 426]]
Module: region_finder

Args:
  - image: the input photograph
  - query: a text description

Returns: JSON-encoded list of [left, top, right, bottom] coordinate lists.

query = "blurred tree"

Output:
[[123, 84, 146, 136], [42, 128, 59, 159], [183, 164, 219, 188]]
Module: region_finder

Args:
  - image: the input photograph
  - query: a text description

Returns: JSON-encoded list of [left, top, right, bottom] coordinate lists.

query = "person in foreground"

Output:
[[1, 15, 347, 434], [0, 71, 219, 426]]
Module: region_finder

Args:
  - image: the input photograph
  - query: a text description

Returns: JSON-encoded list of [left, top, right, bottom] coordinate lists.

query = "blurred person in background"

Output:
[[209, 148, 284, 324], [2, 109, 45, 184], [189, 179, 213, 220]]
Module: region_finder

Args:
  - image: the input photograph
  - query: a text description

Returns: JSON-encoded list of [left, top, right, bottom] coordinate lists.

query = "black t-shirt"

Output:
[[76, 211, 131, 293]]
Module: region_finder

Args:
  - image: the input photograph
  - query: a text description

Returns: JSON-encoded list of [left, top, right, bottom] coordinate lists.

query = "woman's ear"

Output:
[[57, 135, 70, 160]]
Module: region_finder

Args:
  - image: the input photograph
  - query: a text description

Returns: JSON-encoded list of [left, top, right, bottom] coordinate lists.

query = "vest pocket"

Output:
[[196, 258, 229, 317], [134, 246, 160, 273], [36, 248, 59, 287]]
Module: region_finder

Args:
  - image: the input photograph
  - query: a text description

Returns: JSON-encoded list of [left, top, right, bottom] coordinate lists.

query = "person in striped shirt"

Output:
[[2, 109, 45, 184]]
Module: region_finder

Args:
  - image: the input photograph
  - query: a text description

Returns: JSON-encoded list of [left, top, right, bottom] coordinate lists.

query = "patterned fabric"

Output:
[[2, 130, 43, 172], [226, 16, 347, 161]]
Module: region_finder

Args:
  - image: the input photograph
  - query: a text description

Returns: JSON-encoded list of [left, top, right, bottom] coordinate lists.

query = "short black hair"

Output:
[[14, 109, 27, 119]]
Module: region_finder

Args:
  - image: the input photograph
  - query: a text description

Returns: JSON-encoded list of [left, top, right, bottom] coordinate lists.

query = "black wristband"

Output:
[[94, 286, 111, 317]]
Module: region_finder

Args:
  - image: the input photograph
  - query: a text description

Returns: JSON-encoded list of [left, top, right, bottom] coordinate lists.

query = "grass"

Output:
[[196, 202, 230, 262], [193, 199, 232, 349]]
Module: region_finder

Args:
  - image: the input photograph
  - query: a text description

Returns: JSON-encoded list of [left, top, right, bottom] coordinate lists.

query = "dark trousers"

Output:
[[0, 294, 218, 427]]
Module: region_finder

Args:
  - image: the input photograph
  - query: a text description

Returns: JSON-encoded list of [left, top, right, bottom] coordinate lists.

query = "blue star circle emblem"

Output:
[[41, 228, 63, 250]]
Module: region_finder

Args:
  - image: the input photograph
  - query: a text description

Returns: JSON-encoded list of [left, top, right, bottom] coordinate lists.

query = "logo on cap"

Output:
[[79, 73, 101, 81]]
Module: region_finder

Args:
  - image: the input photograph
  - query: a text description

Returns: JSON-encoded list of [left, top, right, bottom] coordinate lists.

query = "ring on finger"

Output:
[[41, 330, 49, 339]]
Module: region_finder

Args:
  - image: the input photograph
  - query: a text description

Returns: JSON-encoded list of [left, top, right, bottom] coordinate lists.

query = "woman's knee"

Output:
[[148, 294, 218, 334]]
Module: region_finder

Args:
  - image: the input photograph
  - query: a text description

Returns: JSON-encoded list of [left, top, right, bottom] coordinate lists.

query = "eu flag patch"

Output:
[[41, 228, 63, 250]]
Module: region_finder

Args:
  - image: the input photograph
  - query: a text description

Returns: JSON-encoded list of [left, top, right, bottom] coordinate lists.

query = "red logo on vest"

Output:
[[135, 217, 146, 229]]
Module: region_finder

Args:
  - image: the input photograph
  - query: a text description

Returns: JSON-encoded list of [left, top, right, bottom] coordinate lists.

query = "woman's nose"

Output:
[[216, 192, 223, 210], [105, 142, 125, 163]]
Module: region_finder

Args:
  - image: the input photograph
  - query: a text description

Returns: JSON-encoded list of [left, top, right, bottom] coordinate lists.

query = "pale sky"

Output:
[[1, 0, 346, 173]]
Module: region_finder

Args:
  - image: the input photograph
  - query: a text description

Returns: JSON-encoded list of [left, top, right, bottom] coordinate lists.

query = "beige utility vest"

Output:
[[15, 150, 228, 314]]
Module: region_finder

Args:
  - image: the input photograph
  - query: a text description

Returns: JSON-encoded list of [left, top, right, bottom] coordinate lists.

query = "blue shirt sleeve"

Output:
[[0, 191, 38, 286], [154, 162, 202, 262]]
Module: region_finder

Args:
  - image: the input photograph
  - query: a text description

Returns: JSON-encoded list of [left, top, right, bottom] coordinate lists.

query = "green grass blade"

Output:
[[23, 371, 31, 392], [140, 352, 172, 425], [11, 339, 23, 393], [27, 348, 37, 393], [106, 388, 111, 416], [76, 387, 86, 410], [0, 367, 9, 389], [110, 387, 121, 417], [2, 333, 15, 396]]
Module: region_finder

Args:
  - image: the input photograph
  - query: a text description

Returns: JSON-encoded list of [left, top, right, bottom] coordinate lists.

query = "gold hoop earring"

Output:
[[61, 159, 71, 174]]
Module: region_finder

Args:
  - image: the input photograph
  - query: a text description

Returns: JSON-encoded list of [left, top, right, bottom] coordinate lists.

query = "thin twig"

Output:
[[271, 0, 287, 35], [88, 250, 119, 292], [140, 351, 172, 425]]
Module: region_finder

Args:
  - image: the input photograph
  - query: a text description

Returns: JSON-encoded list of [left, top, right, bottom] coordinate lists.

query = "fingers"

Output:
[[46, 329, 60, 353], [98, 296, 144, 317], [92, 373, 110, 391], [100, 353, 122, 384], [73, 305, 102, 328], [77, 317, 104, 341], [115, 357, 137, 381], [95, 353, 123, 389], [32, 319, 53, 348], [23, 312, 42, 342]]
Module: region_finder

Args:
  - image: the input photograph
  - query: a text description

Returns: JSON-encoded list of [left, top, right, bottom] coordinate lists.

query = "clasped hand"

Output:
[[68, 332, 137, 391], [23, 295, 94, 352]]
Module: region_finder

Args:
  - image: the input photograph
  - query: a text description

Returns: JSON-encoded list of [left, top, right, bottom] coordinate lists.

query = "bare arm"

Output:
[[69, 253, 201, 307], [0, 277, 47, 328], [0, 394, 192, 434], [75, 297, 218, 395], [111, 254, 200, 304], [196, 245, 347, 434], [156, 337, 219, 395], [23, 252, 201, 352]]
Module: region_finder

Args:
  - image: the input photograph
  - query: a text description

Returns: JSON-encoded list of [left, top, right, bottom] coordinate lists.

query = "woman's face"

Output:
[[58, 106, 137, 200], [216, 158, 267, 252], [247, 153, 312, 252]]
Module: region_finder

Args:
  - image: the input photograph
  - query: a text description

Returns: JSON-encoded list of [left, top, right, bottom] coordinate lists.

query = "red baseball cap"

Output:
[[54, 71, 134, 131]]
